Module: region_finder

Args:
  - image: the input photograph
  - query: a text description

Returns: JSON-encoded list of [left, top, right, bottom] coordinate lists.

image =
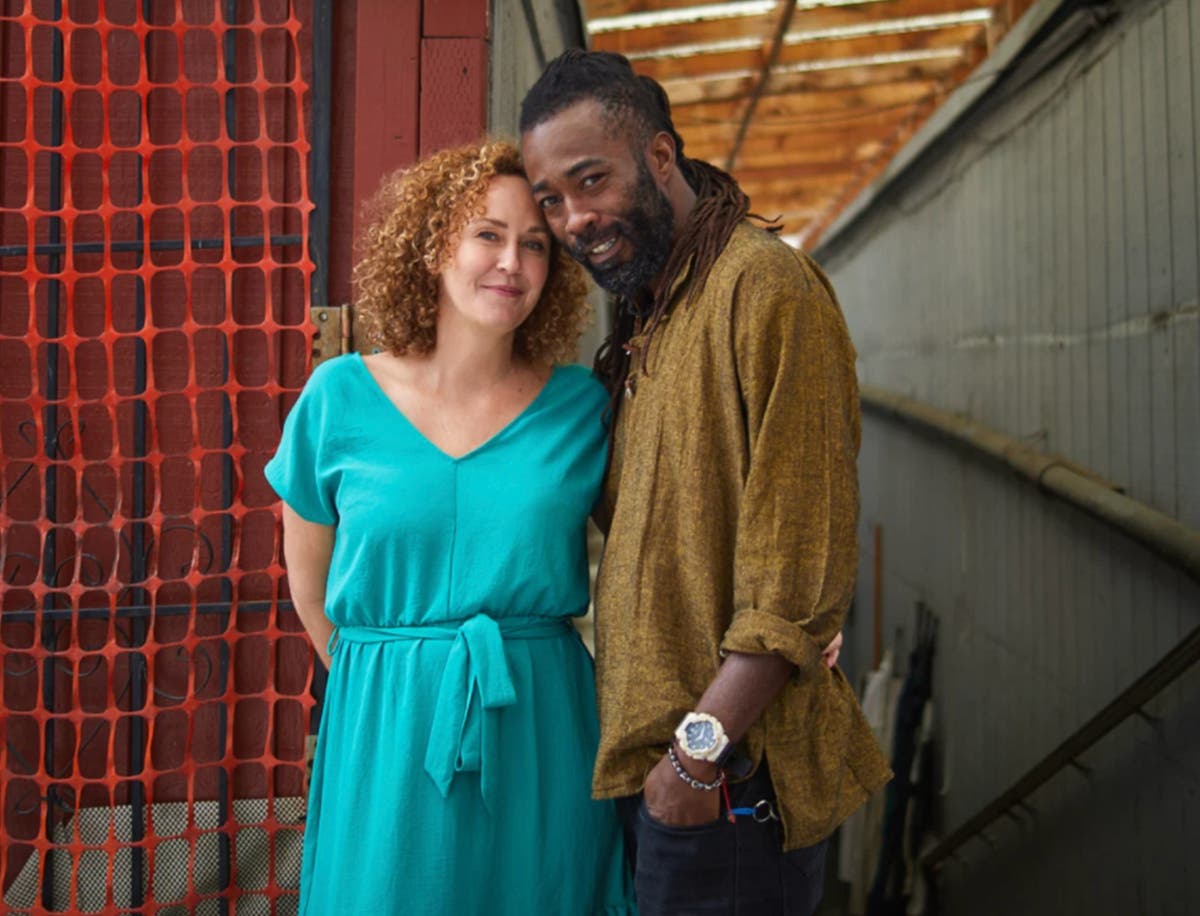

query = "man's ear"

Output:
[[646, 130, 676, 185]]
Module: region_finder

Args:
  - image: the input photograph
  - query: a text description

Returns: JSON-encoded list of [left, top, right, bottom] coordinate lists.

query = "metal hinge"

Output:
[[310, 304, 352, 367]]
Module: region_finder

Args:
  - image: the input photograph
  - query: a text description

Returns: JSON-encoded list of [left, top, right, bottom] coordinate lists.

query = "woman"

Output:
[[265, 141, 636, 914]]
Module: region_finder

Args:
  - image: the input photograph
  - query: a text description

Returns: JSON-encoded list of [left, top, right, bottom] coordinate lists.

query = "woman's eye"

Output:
[[478, 230, 500, 241], [523, 240, 547, 252]]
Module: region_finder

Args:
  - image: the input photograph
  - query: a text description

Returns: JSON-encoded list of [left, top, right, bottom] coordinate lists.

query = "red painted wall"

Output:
[[340, 0, 490, 286], [423, 0, 488, 38], [419, 38, 490, 158]]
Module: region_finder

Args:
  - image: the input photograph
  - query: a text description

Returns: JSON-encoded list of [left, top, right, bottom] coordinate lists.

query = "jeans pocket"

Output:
[[783, 838, 827, 878], [781, 838, 828, 915], [638, 798, 727, 834], [635, 799, 734, 915]]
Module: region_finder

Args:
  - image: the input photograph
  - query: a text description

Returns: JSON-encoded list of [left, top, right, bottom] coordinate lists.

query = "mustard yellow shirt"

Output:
[[593, 222, 891, 850]]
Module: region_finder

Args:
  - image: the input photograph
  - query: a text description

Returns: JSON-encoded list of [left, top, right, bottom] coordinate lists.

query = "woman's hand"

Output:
[[822, 631, 843, 669], [281, 503, 337, 669]]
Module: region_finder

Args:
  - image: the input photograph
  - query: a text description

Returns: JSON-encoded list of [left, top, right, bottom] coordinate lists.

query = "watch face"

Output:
[[684, 719, 717, 753]]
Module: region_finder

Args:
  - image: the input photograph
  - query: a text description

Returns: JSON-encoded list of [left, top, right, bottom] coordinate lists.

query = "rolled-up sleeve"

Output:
[[719, 249, 861, 674]]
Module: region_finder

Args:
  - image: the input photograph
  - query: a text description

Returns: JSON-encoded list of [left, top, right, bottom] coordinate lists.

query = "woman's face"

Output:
[[437, 174, 552, 338]]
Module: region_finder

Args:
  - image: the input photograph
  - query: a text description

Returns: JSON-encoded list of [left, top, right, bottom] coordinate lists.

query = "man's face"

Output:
[[522, 99, 675, 298]]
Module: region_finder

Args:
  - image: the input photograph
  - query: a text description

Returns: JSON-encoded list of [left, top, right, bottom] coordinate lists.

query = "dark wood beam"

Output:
[[725, 0, 799, 172]]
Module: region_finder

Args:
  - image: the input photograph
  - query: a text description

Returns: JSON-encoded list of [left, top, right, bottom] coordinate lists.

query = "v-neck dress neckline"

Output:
[[350, 352, 560, 463]]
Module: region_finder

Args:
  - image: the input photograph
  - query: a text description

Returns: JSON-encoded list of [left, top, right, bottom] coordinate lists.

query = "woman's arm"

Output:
[[281, 502, 336, 669]]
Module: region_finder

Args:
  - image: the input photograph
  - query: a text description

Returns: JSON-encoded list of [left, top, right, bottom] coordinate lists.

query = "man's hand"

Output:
[[643, 748, 722, 827], [640, 638, 841, 828]]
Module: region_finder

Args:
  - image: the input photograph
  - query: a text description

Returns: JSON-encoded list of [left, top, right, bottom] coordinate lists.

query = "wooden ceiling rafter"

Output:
[[737, 160, 881, 181], [695, 142, 890, 173], [582, 0, 1026, 245], [678, 80, 939, 122], [591, 0, 997, 57], [795, 34, 987, 244], [667, 54, 967, 107], [724, 0, 801, 170], [687, 113, 912, 153], [637, 21, 985, 84]]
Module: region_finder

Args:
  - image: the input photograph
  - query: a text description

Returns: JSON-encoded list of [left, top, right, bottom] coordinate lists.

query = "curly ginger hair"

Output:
[[353, 140, 591, 365]]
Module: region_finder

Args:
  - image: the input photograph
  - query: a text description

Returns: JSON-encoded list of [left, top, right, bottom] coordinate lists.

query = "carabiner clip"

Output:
[[752, 799, 779, 823]]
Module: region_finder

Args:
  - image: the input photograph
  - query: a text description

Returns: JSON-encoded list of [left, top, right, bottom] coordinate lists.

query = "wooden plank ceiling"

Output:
[[582, 0, 1037, 247]]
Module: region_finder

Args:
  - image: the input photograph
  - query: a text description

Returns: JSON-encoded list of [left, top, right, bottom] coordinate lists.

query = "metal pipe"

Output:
[[217, 4, 237, 907], [4, 600, 292, 624], [302, 0, 337, 746], [0, 233, 304, 258], [923, 623, 1200, 869], [860, 383, 1200, 870], [860, 384, 1200, 582], [40, 6, 64, 908], [309, 0, 332, 310], [128, 11, 150, 899]]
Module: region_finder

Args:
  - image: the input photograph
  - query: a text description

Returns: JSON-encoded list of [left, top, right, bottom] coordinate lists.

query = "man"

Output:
[[520, 50, 891, 915]]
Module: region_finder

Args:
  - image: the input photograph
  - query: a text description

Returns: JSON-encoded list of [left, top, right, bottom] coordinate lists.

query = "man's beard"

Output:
[[570, 161, 675, 300]]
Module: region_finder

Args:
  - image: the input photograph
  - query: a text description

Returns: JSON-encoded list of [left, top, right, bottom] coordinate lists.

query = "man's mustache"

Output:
[[568, 222, 629, 264]]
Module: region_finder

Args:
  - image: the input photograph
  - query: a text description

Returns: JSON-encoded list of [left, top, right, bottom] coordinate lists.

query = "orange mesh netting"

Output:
[[2, 1, 318, 912]]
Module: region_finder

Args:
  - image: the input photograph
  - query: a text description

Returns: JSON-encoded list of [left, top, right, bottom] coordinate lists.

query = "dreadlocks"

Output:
[[521, 50, 772, 412]]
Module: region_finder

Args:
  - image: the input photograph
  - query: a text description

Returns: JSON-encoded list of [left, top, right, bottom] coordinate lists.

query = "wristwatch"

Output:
[[674, 712, 730, 764]]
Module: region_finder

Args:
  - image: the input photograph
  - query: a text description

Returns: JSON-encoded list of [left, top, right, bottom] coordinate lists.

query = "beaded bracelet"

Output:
[[667, 744, 726, 791]]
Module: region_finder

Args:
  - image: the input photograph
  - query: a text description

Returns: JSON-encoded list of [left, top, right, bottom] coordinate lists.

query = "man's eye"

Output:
[[581, 173, 603, 189], [538, 196, 559, 210]]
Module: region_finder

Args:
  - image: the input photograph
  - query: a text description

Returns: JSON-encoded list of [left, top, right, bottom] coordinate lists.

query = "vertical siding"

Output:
[[818, 0, 1200, 911], [487, 1, 608, 361]]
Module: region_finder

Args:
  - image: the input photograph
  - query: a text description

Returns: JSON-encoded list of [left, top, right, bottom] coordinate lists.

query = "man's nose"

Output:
[[563, 201, 596, 241]]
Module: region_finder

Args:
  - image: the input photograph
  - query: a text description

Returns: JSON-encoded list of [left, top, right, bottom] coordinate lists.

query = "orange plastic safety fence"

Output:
[[1, 1, 317, 913]]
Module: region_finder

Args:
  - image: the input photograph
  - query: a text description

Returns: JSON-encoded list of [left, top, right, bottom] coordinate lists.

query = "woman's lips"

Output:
[[484, 284, 524, 297]]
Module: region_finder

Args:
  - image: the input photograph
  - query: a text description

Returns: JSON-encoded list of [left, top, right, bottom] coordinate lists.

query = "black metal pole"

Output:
[[5, 599, 295, 625], [309, 0, 332, 312], [128, 271, 148, 910], [306, 0, 335, 736], [127, 11, 151, 905], [39, 4, 63, 908], [217, 4, 238, 908], [924, 624, 1200, 870], [0, 233, 305, 258]]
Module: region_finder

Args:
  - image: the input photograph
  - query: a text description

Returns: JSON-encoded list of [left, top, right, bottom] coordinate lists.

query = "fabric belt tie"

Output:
[[329, 614, 573, 812]]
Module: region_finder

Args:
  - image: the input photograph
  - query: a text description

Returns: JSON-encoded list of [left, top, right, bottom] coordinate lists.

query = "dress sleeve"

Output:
[[264, 364, 339, 526], [718, 247, 861, 674]]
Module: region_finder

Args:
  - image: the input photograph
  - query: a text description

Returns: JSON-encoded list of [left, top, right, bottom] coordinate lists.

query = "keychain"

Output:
[[723, 781, 780, 823]]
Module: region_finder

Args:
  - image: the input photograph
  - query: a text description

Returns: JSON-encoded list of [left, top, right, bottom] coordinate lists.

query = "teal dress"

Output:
[[265, 354, 636, 916]]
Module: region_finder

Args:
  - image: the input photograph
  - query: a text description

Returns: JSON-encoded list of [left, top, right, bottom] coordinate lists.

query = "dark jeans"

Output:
[[615, 758, 828, 916]]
